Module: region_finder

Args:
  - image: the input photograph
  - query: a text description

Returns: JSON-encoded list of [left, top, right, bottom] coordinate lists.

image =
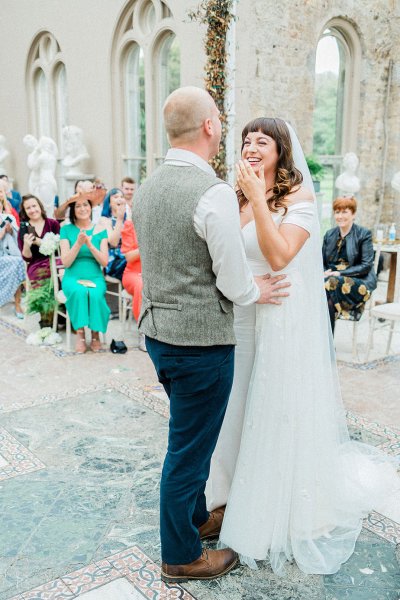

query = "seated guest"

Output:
[[98, 188, 127, 280], [0, 174, 22, 212], [54, 179, 95, 222], [0, 189, 24, 317], [121, 177, 136, 213], [18, 195, 60, 284], [94, 177, 106, 190], [120, 215, 145, 351], [323, 196, 377, 334], [0, 178, 19, 224], [59, 194, 110, 353]]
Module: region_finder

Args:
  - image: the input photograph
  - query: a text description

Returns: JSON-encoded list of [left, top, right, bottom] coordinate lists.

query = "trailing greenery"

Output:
[[26, 276, 56, 317], [189, 0, 235, 179]]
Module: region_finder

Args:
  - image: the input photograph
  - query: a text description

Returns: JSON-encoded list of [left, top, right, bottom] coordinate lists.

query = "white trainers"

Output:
[[138, 332, 147, 352]]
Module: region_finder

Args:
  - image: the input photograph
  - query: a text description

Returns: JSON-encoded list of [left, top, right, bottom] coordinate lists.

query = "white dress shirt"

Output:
[[164, 148, 260, 305]]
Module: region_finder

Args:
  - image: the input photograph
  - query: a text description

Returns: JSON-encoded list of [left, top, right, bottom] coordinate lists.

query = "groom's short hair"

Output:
[[163, 86, 214, 143]]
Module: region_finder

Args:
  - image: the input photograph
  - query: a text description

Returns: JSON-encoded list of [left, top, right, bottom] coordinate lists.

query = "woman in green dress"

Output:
[[60, 194, 110, 353]]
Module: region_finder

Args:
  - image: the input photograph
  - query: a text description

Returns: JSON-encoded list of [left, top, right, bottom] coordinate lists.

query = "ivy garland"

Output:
[[189, 0, 235, 179]]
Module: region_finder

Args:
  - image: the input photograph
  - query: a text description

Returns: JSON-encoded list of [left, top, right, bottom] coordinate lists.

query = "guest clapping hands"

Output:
[[59, 194, 110, 353], [97, 188, 127, 280]]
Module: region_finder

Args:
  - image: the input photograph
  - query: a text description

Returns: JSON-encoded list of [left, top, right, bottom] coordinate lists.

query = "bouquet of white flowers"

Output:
[[40, 232, 60, 256], [26, 327, 62, 346]]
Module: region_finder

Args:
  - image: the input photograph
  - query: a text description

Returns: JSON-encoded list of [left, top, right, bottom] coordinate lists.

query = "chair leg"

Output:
[[52, 305, 58, 332], [352, 321, 358, 361], [118, 283, 123, 322], [122, 298, 127, 334], [66, 314, 71, 351], [365, 316, 376, 362], [386, 321, 395, 356]]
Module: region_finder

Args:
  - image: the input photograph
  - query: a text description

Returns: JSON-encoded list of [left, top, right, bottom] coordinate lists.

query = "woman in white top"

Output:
[[0, 188, 24, 316], [206, 118, 399, 576]]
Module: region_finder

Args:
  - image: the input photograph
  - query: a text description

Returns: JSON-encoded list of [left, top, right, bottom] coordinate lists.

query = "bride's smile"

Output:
[[242, 131, 279, 173]]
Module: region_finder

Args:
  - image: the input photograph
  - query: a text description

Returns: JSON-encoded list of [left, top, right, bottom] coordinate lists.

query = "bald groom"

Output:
[[132, 86, 289, 582]]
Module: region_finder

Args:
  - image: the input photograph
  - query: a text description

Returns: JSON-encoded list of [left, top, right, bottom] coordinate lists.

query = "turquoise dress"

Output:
[[60, 224, 110, 332]]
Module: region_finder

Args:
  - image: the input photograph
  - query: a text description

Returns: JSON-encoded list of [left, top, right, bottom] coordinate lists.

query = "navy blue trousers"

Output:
[[145, 337, 235, 565]]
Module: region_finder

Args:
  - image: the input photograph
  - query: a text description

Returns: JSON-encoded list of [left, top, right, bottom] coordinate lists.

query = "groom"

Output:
[[132, 86, 290, 582]]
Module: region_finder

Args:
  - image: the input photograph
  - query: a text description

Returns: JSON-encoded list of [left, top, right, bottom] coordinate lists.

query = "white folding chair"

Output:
[[50, 252, 72, 350], [105, 275, 123, 321], [366, 248, 400, 360], [23, 262, 31, 323], [121, 288, 133, 333], [339, 244, 382, 361]]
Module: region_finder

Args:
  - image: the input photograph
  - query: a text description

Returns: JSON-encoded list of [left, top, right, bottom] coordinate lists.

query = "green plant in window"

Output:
[[306, 156, 324, 181]]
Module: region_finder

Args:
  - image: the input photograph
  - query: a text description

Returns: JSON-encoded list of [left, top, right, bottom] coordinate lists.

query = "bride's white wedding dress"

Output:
[[206, 201, 399, 575]]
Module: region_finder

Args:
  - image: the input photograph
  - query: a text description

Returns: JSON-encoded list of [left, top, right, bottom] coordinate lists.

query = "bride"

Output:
[[206, 118, 399, 575]]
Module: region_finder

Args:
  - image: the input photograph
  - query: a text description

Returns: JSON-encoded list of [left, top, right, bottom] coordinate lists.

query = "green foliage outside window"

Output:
[[312, 72, 339, 156]]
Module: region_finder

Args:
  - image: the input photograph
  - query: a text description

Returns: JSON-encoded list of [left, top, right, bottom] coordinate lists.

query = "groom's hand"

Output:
[[255, 274, 290, 305]]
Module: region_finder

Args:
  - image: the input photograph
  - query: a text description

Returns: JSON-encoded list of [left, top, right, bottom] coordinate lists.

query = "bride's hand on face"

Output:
[[236, 160, 266, 205]]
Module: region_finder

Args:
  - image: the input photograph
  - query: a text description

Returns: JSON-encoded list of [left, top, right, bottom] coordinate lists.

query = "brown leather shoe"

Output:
[[198, 506, 225, 540], [161, 548, 238, 583]]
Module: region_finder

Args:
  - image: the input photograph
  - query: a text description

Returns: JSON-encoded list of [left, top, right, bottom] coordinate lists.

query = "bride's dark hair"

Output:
[[237, 117, 303, 214]]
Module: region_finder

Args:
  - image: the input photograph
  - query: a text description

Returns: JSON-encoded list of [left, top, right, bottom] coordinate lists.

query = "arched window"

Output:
[[55, 63, 69, 152], [27, 32, 69, 197], [27, 32, 68, 143], [157, 33, 181, 160], [112, 0, 181, 182], [124, 44, 146, 182], [312, 20, 361, 230], [34, 69, 51, 137]]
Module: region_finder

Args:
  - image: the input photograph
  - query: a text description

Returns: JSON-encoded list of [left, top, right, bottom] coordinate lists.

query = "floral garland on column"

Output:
[[189, 0, 235, 179]]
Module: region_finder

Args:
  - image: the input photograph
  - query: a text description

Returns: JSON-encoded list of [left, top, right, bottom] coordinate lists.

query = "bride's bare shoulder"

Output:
[[286, 185, 314, 206]]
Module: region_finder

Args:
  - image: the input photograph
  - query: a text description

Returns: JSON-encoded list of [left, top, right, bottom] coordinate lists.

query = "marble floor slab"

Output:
[[1, 304, 400, 600], [76, 578, 142, 599]]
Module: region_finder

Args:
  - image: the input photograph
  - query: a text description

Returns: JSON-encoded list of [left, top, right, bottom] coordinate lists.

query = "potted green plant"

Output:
[[25, 232, 61, 328], [26, 274, 57, 328], [306, 156, 324, 193]]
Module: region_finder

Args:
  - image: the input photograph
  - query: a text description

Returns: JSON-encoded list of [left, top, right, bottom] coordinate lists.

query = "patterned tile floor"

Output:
[[9, 546, 195, 599], [0, 309, 400, 599], [0, 428, 45, 482]]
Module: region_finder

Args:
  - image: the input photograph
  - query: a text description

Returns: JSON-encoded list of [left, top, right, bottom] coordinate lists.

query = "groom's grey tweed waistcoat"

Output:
[[132, 163, 235, 346]]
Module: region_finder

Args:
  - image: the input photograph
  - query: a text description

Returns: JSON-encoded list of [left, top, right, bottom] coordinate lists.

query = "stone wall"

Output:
[[0, 0, 399, 229], [235, 0, 400, 228]]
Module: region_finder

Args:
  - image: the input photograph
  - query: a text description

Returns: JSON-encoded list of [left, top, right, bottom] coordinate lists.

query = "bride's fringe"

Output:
[[237, 117, 303, 214]]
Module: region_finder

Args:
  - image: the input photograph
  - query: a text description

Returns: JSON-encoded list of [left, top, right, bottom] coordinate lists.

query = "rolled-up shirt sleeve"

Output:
[[193, 183, 260, 305]]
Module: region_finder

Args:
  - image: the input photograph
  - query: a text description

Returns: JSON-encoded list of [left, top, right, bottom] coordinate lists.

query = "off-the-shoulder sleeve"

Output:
[[281, 203, 314, 234], [97, 228, 108, 242]]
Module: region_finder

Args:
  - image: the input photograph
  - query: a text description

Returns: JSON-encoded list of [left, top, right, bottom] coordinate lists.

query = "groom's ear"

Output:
[[203, 118, 213, 136]]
